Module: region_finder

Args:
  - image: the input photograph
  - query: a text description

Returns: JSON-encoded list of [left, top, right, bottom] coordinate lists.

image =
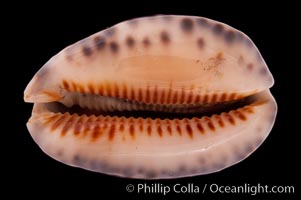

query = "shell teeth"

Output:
[[58, 89, 256, 115], [41, 105, 254, 141], [61, 80, 254, 104]]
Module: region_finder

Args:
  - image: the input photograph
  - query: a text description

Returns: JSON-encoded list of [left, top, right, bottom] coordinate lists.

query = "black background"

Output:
[[11, 2, 298, 199]]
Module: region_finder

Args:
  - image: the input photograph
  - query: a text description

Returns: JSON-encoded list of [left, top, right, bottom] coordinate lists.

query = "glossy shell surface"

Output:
[[24, 15, 277, 179]]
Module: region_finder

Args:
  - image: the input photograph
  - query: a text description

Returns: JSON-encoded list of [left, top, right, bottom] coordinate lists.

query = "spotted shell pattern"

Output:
[[24, 15, 277, 179]]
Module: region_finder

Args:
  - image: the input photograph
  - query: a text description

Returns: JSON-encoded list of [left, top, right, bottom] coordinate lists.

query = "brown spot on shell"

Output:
[[180, 18, 194, 32], [197, 38, 205, 49], [94, 36, 106, 50], [160, 31, 170, 43], [126, 36, 135, 48], [109, 42, 119, 53], [224, 30, 236, 43], [142, 37, 151, 47], [247, 63, 254, 71], [216, 52, 224, 61], [213, 23, 224, 35], [259, 67, 268, 75], [82, 46, 92, 56]]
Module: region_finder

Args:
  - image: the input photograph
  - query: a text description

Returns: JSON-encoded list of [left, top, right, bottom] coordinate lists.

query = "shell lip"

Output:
[[30, 90, 266, 121]]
